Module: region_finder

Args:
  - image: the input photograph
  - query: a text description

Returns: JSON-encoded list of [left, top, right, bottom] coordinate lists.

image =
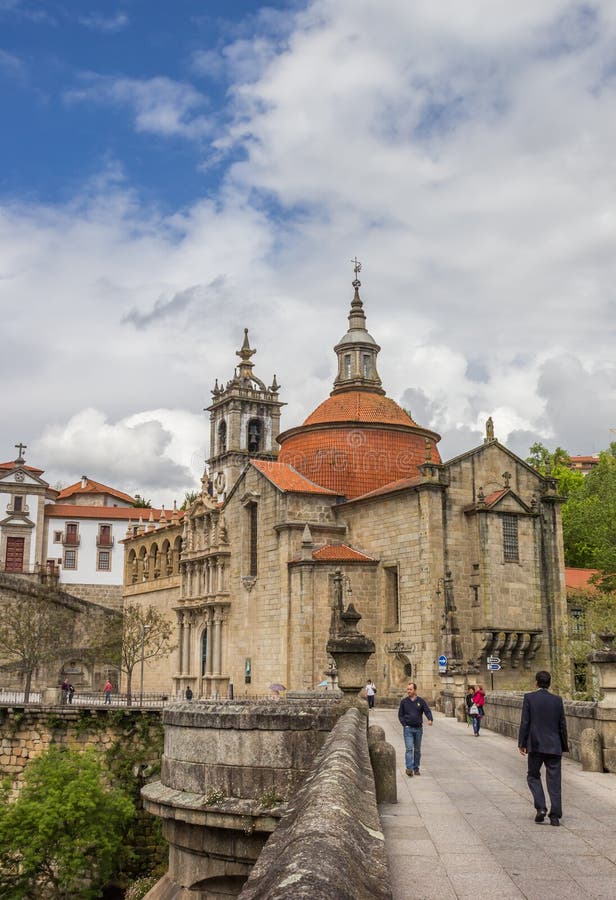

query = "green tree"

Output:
[[0, 746, 134, 899], [119, 603, 175, 706], [525, 442, 584, 497], [180, 489, 200, 510], [132, 495, 152, 508], [562, 450, 616, 571], [0, 596, 75, 703]]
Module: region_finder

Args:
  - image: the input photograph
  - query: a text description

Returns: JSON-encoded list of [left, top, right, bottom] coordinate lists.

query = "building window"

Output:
[[344, 354, 352, 378], [248, 503, 258, 576], [201, 630, 208, 676], [247, 419, 262, 454], [98, 524, 112, 547], [53, 530, 62, 543], [362, 353, 371, 378], [65, 523, 79, 545], [64, 550, 77, 570], [573, 661, 588, 694], [384, 566, 399, 629], [218, 420, 227, 454], [502, 515, 519, 562], [569, 606, 586, 637], [97, 550, 111, 571], [13, 495, 23, 512]]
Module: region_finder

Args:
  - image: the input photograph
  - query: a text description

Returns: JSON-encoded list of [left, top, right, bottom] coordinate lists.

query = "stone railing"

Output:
[[238, 706, 392, 900], [484, 692, 616, 772]]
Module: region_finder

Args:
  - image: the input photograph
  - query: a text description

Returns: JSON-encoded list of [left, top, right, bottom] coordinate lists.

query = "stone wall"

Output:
[[0, 705, 163, 789], [63, 582, 124, 611], [483, 691, 616, 772], [238, 706, 392, 900]]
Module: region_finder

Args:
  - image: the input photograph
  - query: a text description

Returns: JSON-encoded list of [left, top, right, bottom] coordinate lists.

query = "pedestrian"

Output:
[[60, 679, 69, 704], [518, 670, 568, 826], [67, 683, 75, 704], [365, 679, 377, 709], [471, 684, 486, 735], [398, 681, 433, 776], [185, 686, 193, 701], [464, 686, 474, 725], [103, 679, 113, 705]]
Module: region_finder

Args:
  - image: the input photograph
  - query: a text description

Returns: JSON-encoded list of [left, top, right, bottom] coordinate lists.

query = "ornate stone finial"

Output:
[[171, 500, 179, 526], [236, 328, 256, 379], [301, 522, 313, 561], [270, 374, 280, 393], [545, 457, 552, 477], [478, 486, 485, 505], [502, 471, 511, 489], [351, 256, 362, 295], [14, 442, 27, 464], [158, 505, 167, 526], [485, 417, 495, 443], [137, 516, 145, 535], [147, 510, 156, 532], [125, 519, 133, 539]]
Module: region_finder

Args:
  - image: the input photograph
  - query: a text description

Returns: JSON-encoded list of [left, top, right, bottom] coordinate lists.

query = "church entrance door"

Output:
[[5, 537, 25, 572]]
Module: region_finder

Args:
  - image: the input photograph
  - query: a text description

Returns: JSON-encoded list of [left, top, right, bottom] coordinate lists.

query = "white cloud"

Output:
[[77, 12, 129, 33], [4, 0, 616, 499], [65, 75, 212, 139]]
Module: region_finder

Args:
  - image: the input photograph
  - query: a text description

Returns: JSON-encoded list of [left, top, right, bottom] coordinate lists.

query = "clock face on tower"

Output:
[[14, 472, 25, 482]]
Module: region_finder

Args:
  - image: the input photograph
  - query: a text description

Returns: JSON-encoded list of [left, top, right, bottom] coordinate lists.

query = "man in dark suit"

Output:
[[518, 670, 568, 826]]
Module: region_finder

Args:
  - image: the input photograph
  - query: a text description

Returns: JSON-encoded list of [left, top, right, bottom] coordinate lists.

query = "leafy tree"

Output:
[[0, 746, 134, 899], [562, 450, 616, 571], [525, 442, 584, 498], [0, 596, 75, 702], [180, 489, 200, 510], [132, 495, 152, 508], [119, 603, 175, 706]]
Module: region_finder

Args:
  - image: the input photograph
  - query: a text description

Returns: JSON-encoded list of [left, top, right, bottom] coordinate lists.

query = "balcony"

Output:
[[96, 535, 114, 548], [62, 531, 80, 547]]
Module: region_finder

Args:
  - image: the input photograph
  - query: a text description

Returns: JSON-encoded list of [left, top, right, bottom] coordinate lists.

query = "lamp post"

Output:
[[139, 623, 151, 707]]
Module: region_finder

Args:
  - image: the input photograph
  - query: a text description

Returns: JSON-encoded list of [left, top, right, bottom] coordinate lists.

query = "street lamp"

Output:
[[139, 623, 151, 707]]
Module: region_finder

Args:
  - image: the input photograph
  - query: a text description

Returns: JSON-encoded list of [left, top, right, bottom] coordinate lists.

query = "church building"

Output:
[[123, 274, 568, 703]]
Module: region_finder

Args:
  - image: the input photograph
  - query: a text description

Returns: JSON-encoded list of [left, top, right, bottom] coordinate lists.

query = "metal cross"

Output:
[[351, 257, 362, 278], [15, 442, 27, 459]]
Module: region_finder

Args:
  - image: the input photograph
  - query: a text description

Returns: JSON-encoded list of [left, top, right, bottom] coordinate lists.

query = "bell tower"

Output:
[[207, 329, 285, 502]]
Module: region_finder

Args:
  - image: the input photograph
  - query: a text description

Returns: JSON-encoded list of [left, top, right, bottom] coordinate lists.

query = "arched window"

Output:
[[218, 420, 227, 454], [247, 418, 262, 454], [344, 354, 352, 378]]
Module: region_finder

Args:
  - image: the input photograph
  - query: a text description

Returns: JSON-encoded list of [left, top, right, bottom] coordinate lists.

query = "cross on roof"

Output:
[[14, 442, 27, 463]]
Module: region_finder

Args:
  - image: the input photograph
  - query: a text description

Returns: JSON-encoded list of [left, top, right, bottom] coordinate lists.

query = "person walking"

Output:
[[398, 681, 433, 776], [60, 679, 69, 705], [518, 670, 568, 826], [365, 680, 376, 709], [67, 683, 75, 704], [185, 686, 193, 701], [103, 679, 113, 705], [471, 684, 486, 735], [464, 686, 475, 726]]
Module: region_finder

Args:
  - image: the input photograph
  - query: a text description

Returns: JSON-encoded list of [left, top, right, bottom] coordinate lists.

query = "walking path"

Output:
[[372, 709, 616, 900]]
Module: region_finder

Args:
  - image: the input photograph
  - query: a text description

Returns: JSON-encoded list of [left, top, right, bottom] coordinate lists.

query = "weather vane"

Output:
[[351, 256, 362, 288]]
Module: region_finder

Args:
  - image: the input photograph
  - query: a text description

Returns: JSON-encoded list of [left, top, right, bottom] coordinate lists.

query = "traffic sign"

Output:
[[438, 655, 448, 666], [487, 663, 501, 671], [487, 656, 501, 664]]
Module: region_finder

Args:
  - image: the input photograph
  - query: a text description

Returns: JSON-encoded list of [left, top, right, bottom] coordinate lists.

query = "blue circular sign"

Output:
[[438, 655, 447, 666]]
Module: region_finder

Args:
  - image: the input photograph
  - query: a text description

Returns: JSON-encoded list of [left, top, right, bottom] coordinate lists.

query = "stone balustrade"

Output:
[[238, 706, 392, 900]]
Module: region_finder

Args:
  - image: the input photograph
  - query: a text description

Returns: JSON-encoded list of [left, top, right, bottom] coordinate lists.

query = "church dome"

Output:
[[277, 273, 441, 499]]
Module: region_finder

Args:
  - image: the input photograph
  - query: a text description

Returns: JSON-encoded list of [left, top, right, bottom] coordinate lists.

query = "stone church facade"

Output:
[[123, 276, 567, 703]]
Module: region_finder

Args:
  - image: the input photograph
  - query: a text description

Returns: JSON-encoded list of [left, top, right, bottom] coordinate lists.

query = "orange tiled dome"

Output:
[[278, 390, 441, 500]]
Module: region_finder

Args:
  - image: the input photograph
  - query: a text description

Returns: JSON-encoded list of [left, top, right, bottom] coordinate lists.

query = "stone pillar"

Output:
[[184, 614, 192, 676], [213, 611, 223, 676], [580, 727, 604, 772], [177, 613, 185, 676], [206, 611, 213, 677], [589, 636, 616, 708], [326, 603, 375, 697]]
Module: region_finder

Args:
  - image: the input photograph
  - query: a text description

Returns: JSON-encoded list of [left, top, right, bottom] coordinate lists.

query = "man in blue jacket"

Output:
[[518, 670, 568, 826], [398, 682, 433, 776]]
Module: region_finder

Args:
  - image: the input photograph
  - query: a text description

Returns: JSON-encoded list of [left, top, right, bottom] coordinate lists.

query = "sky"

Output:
[[1, 0, 616, 507]]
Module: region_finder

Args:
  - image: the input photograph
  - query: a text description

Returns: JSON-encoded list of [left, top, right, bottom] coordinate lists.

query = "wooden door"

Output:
[[5, 537, 25, 572]]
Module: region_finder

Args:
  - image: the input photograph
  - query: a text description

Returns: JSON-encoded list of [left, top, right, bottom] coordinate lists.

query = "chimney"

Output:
[[81, 475, 88, 489]]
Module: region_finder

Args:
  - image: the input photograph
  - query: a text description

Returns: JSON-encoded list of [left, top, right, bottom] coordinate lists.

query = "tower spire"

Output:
[[332, 261, 384, 395]]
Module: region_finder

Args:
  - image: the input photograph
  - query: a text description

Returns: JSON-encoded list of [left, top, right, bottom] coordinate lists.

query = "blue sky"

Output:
[[2, 0, 616, 504]]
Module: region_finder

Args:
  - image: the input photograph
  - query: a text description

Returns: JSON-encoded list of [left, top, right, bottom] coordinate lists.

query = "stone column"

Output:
[[184, 613, 192, 676], [213, 610, 223, 676], [177, 613, 185, 676], [205, 610, 213, 677]]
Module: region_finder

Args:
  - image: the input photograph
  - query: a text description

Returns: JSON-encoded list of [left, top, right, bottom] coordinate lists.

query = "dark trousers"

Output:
[[527, 752, 562, 818]]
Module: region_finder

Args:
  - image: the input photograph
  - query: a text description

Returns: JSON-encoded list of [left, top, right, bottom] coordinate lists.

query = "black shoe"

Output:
[[549, 815, 560, 827], [534, 809, 547, 823], [413, 769, 420, 776], [405, 769, 414, 776]]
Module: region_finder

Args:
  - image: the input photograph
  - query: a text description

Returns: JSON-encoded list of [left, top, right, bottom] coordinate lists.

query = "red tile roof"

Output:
[[343, 475, 423, 503], [304, 391, 417, 427], [45, 504, 182, 522], [250, 460, 340, 495], [312, 544, 377, 562], [57, 478, 135, 504], [0, 461, 45, 476], [483, 489, 508, 506], [565, 567, 599, 592]]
